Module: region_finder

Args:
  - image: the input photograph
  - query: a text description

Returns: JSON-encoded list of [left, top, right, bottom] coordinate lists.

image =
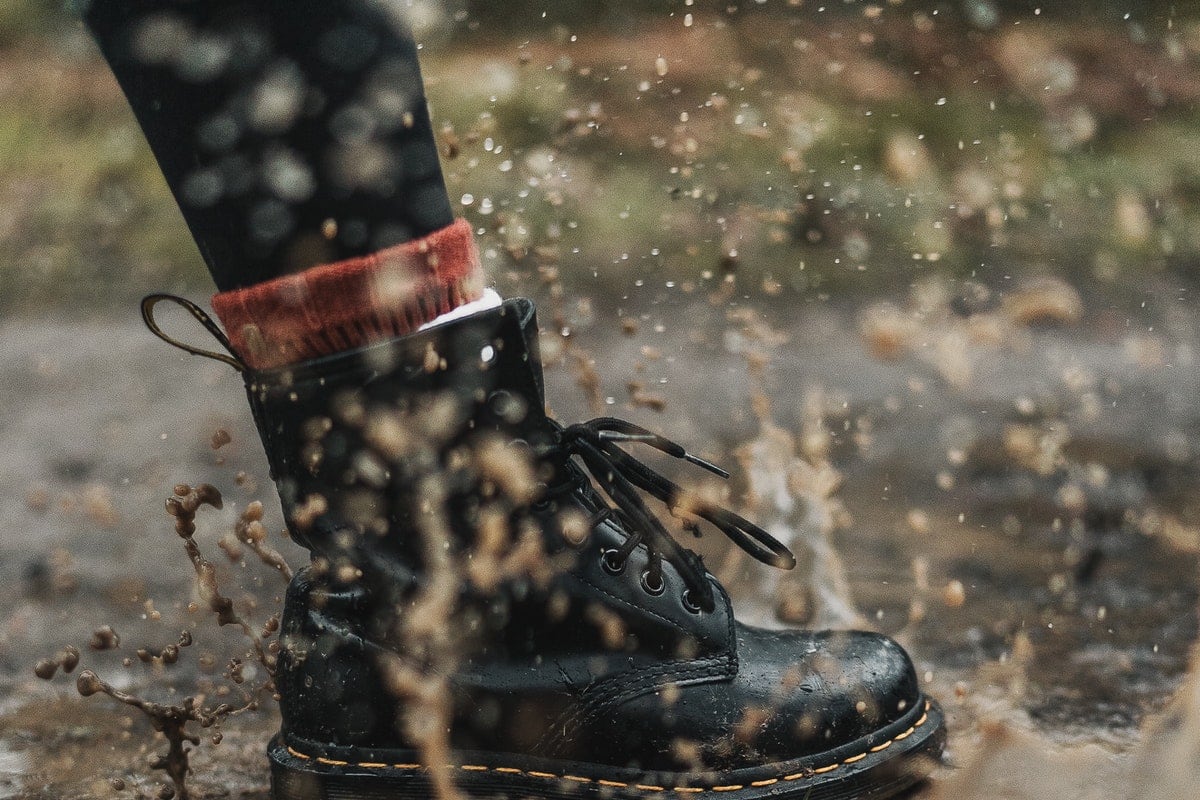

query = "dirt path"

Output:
[[2, 289, 1198, 798]]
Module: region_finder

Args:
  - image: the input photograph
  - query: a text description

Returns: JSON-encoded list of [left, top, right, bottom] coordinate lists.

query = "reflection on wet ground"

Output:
[[1, 283, 1198, 797]]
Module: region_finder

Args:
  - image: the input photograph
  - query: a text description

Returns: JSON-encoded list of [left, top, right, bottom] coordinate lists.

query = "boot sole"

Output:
[[270, 696, 944, 800]]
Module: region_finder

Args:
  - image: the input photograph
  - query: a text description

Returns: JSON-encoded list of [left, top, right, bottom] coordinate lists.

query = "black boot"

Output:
[[144, 296, 945, 800]]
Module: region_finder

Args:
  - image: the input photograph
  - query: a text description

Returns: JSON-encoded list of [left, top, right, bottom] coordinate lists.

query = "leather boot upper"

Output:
[[244, 298, 924, 772]]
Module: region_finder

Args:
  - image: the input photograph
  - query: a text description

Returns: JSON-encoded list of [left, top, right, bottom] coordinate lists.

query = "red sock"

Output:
[[211, 219, 484, 370]]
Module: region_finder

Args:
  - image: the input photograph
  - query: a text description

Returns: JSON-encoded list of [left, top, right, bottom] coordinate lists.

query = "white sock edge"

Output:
[[417, 287, 504, 331]]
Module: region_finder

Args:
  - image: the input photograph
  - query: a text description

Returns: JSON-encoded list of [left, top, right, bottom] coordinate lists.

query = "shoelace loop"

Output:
[[549, 417, 795, 613]]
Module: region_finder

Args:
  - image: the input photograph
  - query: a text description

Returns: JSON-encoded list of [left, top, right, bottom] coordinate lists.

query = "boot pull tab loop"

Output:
[[141, 293, 246, 373]]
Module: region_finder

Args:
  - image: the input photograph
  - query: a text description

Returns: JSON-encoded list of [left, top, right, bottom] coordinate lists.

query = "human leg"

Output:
[[92, 4, 945, 798], [87, 0, 494, 369], [85, 0, 455, 290]]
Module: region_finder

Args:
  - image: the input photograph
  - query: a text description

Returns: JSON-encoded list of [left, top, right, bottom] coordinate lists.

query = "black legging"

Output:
[[85, 0, 454, 292]]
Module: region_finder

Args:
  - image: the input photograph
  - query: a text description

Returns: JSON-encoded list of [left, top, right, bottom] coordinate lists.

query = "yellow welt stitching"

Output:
[[284, 697, 938, 793]]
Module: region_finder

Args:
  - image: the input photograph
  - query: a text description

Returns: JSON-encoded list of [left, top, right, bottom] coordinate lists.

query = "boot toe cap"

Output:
[[755, 628, 920, 756], [702, 625, 921, 766], [597, 625, 922, 771]]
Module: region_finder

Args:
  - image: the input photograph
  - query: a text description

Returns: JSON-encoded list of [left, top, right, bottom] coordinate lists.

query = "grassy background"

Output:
[[1, 0, 1197, 313]]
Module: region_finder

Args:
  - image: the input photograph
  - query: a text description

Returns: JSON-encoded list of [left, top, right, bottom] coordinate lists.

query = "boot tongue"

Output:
[[423, 297, 548, 433], [508, 298, 547, 404]]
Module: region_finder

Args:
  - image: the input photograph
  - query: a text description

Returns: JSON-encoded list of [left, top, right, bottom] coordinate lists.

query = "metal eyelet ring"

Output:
[[600, 548, 626, 575], [681, 589, 703, 614], [640, 570, 666, 596]]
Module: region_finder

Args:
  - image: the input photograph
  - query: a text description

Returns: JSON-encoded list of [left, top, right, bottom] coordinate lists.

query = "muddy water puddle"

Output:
[[0, 697, 274, 800]]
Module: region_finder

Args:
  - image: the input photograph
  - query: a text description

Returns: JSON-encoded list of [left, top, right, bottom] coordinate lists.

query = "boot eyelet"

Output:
[[600, 549, 625, 575], [681, 590, 703, 614], [640, 571, 666, 596]]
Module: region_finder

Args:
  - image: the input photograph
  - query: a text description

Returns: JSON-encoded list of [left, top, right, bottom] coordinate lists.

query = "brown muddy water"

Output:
[[2, 280, 1199, 799]]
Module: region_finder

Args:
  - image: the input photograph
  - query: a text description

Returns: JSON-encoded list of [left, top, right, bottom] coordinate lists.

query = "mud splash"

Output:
[[28, 485, 289, 800], [929, 640, 1200, 800]]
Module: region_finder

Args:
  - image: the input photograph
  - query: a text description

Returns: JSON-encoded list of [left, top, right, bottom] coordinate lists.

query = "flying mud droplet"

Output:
[[942, 580, 966, 608], [90, 625, 121, 651], [209, 428, 232, 449]]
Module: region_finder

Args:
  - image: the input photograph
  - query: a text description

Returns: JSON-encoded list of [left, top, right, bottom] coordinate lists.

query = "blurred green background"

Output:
[[1, 0, 1197, 313]]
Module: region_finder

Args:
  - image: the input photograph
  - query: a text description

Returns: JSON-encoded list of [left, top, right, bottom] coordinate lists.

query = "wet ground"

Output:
[[2, 281, 1199, 798]]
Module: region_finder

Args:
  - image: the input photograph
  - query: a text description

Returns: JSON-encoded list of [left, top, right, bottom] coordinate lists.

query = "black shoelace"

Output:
[[548, 417, 794, 613]]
